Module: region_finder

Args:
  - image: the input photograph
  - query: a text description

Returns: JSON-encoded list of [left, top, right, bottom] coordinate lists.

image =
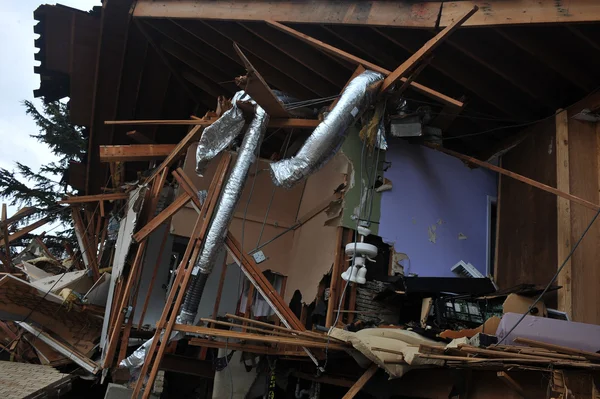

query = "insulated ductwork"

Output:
[[270, 70, 384, 188], [195, 91, 248, 176], [179, 101, 269, 325]]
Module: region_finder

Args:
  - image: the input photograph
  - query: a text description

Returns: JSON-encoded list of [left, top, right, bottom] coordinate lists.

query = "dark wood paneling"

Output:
[[496, 118, 557, 292]]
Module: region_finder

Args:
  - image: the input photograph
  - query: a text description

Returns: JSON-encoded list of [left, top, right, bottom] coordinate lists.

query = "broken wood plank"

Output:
[[424, 143, 600, 212], [172, 324, 347, 350], [126, 130, 155, 144], [189, 337, 308, 357], [556, 109, 572, 318], [0, 216, 51, 247], [59, 193, 128, 204], [513, 337, 600, 362], [265, 20, 463, 108], [133, 193, 191, 243], [99, 144, 176, 162], [379, 6, 478, 93], [233, 43, 290, 118], [200, 318, 322, 341], [71, 208, 100, 281], [0, 207, 37, 229], [341, 363, 378, 399], [105, 118, 320, 128]]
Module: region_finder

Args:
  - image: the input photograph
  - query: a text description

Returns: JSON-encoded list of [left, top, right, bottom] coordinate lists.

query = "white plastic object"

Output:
[[345, 242, 378, 258], [341, 265, 360, 282], [357, 226, 372, 237], [355, 267, 367, 284]]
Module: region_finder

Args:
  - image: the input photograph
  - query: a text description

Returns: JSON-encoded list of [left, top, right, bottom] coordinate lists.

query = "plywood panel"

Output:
[[567, 118, 600, 324], [496, 118, 557, 291]]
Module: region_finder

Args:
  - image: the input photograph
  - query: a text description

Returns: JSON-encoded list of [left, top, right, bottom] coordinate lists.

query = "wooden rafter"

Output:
[[379, 6, 478, 93], [341, 364, 378, 399], [0, 217, 51, 247], [105, 118, 320, 128], [265, 20, 463, 109], [60, 193, 129, 204], [99, 144, 177, 162]]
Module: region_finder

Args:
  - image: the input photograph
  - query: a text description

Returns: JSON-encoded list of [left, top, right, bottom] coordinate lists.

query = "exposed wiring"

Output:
[[496, 205, 600, 345]]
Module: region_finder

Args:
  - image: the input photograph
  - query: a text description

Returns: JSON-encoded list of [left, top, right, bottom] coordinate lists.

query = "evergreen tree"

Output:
[[0, 100, 87, 237]]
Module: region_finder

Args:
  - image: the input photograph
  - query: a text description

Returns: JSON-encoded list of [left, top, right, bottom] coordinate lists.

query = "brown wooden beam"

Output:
[[133, 193, 190, 243], [60, 193, 129, 204], [0, 217, 51, 247], [341, 364, 378, 399], [265, 20, 463, 109], [424, 143, 600, 212], [379, 6, 478, 93], [105, 118, 320, 128], [100, 144, 177, 162]]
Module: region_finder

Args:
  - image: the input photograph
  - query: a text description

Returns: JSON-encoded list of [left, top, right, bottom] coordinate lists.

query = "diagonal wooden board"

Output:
[[233, 43, 290, 118]]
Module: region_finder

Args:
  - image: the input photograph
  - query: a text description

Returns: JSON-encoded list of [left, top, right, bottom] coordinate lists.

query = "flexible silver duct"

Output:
[[195, 91, 248, 176], [270, 70, 384, 188], [179, 101, 269, 325]]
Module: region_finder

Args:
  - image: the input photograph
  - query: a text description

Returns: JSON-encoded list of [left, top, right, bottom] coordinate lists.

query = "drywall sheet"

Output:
[[379, 139, 497, 277], [284, 156, 347, 303], [0, 274, 101, 355]]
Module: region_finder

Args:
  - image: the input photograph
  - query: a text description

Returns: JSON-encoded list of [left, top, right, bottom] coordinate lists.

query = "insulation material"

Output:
[[330, 327, 444, 379], [195, 91, 247, 175], [180, 99, 269, 324], [270, 70, 384, 188]]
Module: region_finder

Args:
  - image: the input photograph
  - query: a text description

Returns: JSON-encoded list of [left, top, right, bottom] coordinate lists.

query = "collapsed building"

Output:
[[2, 1, 600, 398]]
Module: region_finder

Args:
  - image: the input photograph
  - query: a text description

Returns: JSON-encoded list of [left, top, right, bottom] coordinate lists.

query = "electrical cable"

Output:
[[496, 205, 600, 345]]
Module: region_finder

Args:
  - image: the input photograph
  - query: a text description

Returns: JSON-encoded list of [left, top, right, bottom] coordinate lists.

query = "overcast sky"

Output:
[[0, 0, 99, 232]]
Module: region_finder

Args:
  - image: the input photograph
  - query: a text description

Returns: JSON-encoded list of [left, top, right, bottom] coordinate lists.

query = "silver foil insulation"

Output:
[[195, 91, 248, 176], [269, 70, 384, 188]]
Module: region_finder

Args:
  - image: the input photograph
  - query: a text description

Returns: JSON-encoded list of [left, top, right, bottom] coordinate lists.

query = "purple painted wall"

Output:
[[380, 139, 497, 277]]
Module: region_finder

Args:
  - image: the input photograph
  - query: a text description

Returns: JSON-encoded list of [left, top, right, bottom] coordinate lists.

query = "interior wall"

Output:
[[496, 118, 557, 290], [134, 224, 174, 328], [379, 138, 497, 277]]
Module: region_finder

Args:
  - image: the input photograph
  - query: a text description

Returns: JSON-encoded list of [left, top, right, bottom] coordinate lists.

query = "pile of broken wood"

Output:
[[415, 337, 600, 370]]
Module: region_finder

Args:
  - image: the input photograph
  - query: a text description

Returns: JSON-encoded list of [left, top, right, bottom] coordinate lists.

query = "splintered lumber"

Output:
[[341, 363, 378, 399], [458, 344, 561, 361], [99, 144, 176, 162], [199, 318, 307, 340], [105, 118, 320, 128], [513, 337, 600, 362], [415, 353, 600, 369], [0, 216, 51, 247], [0, 207, 37, 229], [71, 208, 101, 281], [133, 192, 191, 243], [265, 20, 463, 109], [172, 324, 347, 351], [189, 338, 308, 357], [488, 345, 587, 361], [424, 143, 600, 212], [224, 313, 340, 343], [59, 192, 129, 204], [233, 43, 290, 118], [379, 6, 479, 93], [132, 154, 231, 399]]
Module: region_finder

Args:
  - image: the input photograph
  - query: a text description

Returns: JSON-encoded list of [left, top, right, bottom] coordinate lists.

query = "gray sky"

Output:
[[0, 0, 99, 232]]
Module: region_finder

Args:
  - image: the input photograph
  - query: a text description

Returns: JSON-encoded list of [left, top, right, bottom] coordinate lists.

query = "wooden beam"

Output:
[[233, 43, 290, 118], [556, 109, 572, 318], [133, 1, 441, 27], [133, 193, 191, 243], [0, 217, 51, 247], [0, 207, 37, 230], [265, 20, 463, 109], [105, 118, 320, 128], [172, 324, 347, 350], [379, 6, 478, 93], [59, 192, 128, 204], [144, 125, 204, 183], [497, 371, 524, 396], [189, 337, 308, 357], [99, 144, 176, 162], [513, 337, 600, 362], [424, 143, 600, 212], [341, 364, 378, 399], [71, 209, 101, 281]]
